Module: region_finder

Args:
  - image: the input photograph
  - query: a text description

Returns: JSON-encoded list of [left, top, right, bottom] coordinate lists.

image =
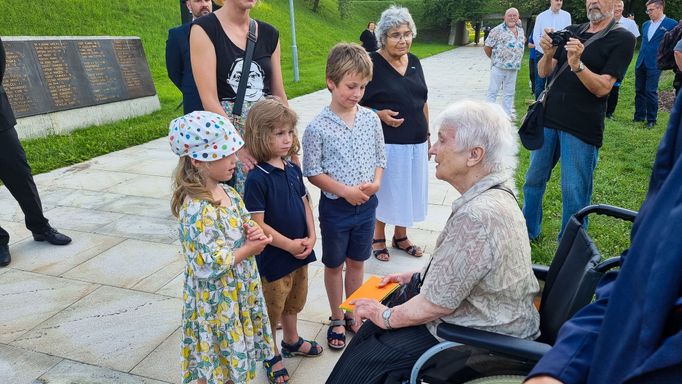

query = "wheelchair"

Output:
[[409, 204, 638, 384]]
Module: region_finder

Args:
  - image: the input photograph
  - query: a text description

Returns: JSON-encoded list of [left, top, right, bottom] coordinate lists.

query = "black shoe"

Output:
[[32, 226, 72, 245], [646, 121, 656, 129], [0, 244, 10, 267]]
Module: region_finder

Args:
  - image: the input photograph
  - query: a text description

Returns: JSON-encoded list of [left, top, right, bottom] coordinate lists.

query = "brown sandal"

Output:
[[392, 236, 423, 257], [372, 238, 390, 262]]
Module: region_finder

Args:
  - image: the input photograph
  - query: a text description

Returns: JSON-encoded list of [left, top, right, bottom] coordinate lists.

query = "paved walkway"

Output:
[[0, 46, 491, 383]]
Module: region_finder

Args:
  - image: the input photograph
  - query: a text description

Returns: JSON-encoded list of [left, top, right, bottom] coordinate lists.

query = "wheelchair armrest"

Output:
[[436, 323, 551, 362], [595, 256, 621, 273], [533, 265, 549, 281]]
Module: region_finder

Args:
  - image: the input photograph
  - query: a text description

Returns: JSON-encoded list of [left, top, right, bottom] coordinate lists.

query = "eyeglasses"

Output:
[[387, 32, 414, 42], [645, 7, 660, 14]]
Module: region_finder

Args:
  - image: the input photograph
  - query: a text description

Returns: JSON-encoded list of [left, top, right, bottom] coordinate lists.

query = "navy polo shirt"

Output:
[[244, 160, 316, 281]]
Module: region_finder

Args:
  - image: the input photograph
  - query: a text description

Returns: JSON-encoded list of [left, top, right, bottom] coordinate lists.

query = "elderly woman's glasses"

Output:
[[387, 31, 414, 42]]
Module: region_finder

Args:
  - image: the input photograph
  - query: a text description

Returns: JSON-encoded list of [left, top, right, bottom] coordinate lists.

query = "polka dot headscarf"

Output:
[[168, 111, 244, 161]]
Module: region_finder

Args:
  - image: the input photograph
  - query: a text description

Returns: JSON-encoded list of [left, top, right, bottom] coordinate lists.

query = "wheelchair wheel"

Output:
[[462, 375, 526, 384]]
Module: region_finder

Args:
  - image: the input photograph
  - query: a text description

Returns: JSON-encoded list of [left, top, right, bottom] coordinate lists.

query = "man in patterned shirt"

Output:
[[485, 8, 525, 119]]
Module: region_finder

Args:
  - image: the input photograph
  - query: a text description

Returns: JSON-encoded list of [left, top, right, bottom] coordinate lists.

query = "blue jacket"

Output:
[[528, 92, 682, 383], [636, 16, 678, 69], [165, 23, 203, 114]]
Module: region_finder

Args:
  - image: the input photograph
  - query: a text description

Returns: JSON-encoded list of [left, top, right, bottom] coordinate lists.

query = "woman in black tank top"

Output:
[[189, 0, 288, 196]]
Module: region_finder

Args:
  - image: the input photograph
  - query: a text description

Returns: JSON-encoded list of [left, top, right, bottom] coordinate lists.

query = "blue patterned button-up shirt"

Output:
[[302, 105, 386, 199], [485, 23, 525, 70]]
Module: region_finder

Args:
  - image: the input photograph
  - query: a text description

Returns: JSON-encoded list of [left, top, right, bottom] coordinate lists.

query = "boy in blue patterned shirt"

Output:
[[302, 43, 386, 350]]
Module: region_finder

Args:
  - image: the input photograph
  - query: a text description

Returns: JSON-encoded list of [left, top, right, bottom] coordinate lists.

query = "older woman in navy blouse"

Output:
[[362, 5, 430, 262]]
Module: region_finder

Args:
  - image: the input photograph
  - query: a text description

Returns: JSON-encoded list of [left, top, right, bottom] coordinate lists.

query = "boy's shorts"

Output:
[[261, 265, 309, 328], [318, 194, 378, 268]]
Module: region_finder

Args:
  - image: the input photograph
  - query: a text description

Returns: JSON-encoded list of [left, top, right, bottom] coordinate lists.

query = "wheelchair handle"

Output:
[[574, 204, 637, 223]]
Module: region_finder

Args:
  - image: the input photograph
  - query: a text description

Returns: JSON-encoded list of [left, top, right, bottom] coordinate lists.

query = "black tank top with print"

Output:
[[191, 13, 279, 102]]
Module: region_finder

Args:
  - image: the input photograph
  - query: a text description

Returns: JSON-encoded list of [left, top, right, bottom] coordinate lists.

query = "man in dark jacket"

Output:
[[526, 90, 682, 384], [0, 38, 71, 267], [165, 0, 212, 114]]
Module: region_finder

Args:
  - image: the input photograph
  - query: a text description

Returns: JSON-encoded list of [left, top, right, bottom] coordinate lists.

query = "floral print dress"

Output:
[[178, 185, 274, 384]]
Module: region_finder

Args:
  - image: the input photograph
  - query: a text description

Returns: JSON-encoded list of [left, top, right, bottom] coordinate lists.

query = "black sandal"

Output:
[[327, 317, 346, 350], [372, 238, 390, 262], [281, 337, 323, 357], [392, 236, 423, 257], [345, 315, 357, 334], [264, 355, 289, 384]]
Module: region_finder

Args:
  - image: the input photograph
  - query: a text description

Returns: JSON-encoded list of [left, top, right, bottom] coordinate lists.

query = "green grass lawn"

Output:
[[513, 52, 673, 264], [1, 0, 451, 174]]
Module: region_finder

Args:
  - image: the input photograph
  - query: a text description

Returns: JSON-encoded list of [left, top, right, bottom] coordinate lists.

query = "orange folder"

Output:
[[339, 275, 400, 312]]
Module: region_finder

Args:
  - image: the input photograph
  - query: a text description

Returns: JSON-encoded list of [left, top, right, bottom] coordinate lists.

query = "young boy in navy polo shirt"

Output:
[[244, 98, 322, 383], [302, 43, 386, 350]]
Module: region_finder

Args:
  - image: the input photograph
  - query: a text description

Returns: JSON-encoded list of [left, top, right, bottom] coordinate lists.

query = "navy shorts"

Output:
[[318, 194, 378, 268]]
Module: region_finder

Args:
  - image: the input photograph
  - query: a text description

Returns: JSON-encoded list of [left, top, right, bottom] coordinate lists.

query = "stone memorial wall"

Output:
[[2, 36, 160, 138]]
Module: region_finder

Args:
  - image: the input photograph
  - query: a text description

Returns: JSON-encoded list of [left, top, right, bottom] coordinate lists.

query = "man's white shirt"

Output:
[[532, 8, 572, 54], [617, 17, 640, 38]]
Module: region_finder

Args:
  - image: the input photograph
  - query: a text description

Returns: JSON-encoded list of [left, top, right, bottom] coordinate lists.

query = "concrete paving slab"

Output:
[[8, 230, 124, 276], [0, 220, 32, 245], [83, 151, 144, 173], [129, 327, 182, 383], [104, 174, 172, 200], [62, 239, 181, 290], [95, 214, 177, 244], [46, 168, 140, 192], [155, 273, 183, 299], [37, 359, 170, 384], [41, 206, 125, 233], [0, 343, 62, 384], [39, 188, 126, 211], [0, 270, 98, 343], [12, 285, 181, 372], [98, 195, 175, 220]]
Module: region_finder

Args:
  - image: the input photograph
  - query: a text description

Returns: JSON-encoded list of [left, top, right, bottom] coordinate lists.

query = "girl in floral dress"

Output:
[[169, 111, 275, 384]]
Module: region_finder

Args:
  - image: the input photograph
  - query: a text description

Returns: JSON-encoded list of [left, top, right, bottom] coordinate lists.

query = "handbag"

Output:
[[383, 259, 432, 308], [231, 19, 257, 117], [518, 20, 618, 151]]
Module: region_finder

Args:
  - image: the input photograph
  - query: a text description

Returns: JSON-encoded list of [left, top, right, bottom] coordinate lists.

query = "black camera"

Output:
[[548, 29, 574, 46]]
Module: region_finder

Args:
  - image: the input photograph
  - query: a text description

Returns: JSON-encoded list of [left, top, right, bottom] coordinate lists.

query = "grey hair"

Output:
[[375, 6, 417, 49], [435, 100, 518, 176]]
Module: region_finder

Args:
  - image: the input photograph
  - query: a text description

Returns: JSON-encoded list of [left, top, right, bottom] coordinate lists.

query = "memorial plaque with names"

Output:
[[3, 37, 156, 118]]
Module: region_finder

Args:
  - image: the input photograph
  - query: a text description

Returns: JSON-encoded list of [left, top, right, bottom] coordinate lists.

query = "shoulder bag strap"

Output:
[[541, 19, 617, 104], [232, 19, 257, 117]]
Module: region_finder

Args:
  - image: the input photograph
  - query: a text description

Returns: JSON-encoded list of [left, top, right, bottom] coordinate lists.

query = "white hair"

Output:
[[375, 6, 417, 49], [435, 100, 518, 176]]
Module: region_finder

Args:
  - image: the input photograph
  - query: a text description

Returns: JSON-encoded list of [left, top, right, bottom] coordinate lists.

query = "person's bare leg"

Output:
[[325, 265, 345, 347], [344, 258, 365, 332], [282, 313, 320, 354], [372, 220, 389, 261]]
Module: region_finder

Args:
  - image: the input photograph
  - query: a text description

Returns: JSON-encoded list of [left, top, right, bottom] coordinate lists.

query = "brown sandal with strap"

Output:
[[372, 238, 390, 262], [392, 236, 423, 257]]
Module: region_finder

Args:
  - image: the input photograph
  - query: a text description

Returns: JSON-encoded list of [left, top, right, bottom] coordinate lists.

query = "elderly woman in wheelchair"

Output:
[[326, 100, 540, 384]]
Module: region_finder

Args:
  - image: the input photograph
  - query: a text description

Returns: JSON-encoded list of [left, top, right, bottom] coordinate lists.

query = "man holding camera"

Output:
[[521, 0, 635, 241]]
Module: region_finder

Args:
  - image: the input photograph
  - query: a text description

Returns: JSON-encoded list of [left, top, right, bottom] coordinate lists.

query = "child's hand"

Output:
[[286, 238, 307, 256], [342, 185, 370, 206], [244, 222, 266, 241], [292, 237, 315, 260], [359, 181, 380, 197], [244, 233, 273, 255]]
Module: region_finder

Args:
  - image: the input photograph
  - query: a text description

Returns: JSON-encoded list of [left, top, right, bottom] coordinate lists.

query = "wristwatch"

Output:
[[382, 308, 393, 330], [572, 61, 585, 73]]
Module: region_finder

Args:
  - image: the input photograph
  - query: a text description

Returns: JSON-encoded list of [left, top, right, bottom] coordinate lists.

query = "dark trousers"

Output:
[[326, 322, 439, 384], [674, 72, 682, 96], [529, 58, 537, 95], [0, 127, 48, 245], [606, 84, 620, 117], [634, 65, 662, 123], [534, 53, 547, 99]]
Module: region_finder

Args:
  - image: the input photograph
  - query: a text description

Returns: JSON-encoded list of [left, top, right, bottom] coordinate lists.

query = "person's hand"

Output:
[[244, 222, 266, 241], [525, 376, 564, 384], [350, 298, 387, 328], [564, 38, 584, 71], [237, 147, 257, 172], [342, 185, 370, 206], [379, 271, 415, 287], [378, 109, 405, 128], [243, 230, 273, 255], [291, 237, 315, 259], [540, 28, 557, 56], [359, 181, 380, 197]]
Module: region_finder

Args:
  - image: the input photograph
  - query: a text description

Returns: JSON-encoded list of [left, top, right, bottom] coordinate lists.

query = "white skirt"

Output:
[[375, 142, 429, 227]]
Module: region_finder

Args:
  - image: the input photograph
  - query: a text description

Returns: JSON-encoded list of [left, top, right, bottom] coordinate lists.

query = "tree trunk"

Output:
[[312, 0, 320, 12]]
